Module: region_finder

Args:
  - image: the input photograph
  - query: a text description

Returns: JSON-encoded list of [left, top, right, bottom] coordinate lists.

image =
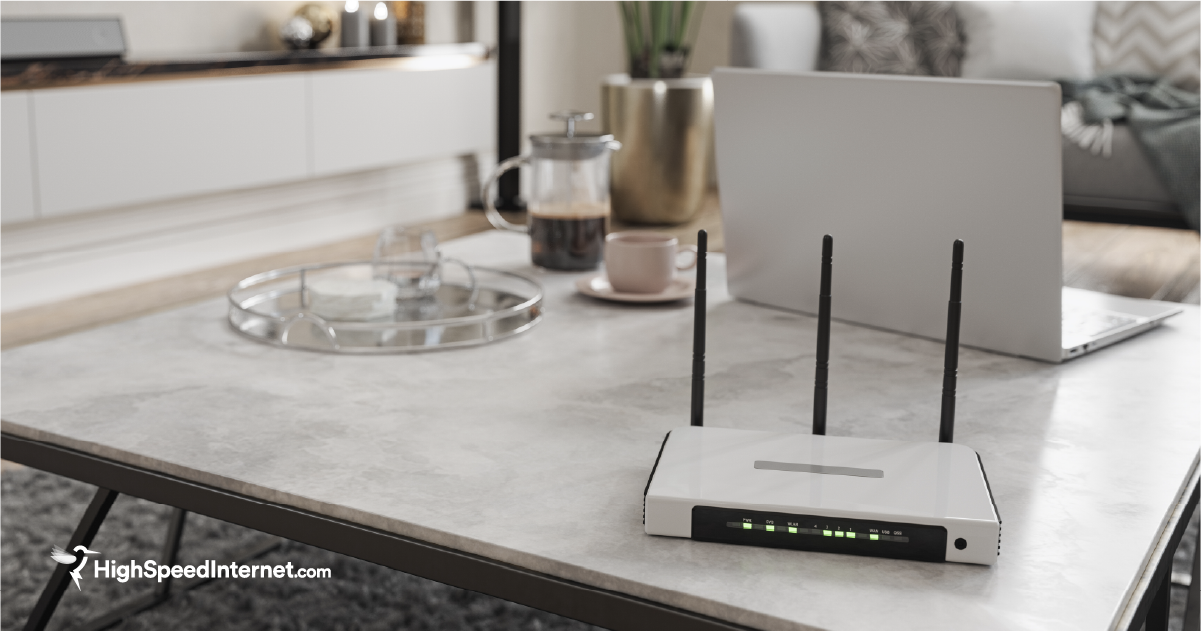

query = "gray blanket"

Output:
[[1059, 76, 1200, 230]]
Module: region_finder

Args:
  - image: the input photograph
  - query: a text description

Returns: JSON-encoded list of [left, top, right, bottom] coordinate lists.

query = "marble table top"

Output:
[[3, 231, 1198, 631]]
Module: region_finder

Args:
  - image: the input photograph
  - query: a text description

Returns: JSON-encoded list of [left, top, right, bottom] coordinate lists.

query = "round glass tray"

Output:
[[228, 261, 543, 353]]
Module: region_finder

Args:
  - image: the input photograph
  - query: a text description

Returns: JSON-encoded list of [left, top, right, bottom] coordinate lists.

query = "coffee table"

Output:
[[4, 230, 1197, 630]]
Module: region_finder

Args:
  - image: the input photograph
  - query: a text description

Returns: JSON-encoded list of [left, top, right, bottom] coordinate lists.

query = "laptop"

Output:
[[712, 68, 1181, 363]]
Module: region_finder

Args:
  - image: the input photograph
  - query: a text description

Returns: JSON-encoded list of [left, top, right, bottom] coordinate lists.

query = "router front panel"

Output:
[[645, 427, 1001, 565], [692, 506, 948, 562]]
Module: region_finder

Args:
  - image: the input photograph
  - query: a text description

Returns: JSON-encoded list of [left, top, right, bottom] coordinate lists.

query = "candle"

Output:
[[370, 2, 397, 47], [341, 0, 369, 50], [308, 278, 398, 321]]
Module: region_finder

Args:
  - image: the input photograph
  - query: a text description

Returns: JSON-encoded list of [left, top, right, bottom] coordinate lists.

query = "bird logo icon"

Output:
[[50, 545, 101, 590]]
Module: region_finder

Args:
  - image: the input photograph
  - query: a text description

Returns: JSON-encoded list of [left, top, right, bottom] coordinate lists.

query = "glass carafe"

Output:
[[483, 111, 621, 271]]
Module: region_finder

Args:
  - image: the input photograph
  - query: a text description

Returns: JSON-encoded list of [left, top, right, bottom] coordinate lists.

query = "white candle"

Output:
[[341, 0, 369, 50], [369, 2, 397, 47], [308, 278, 398, 321]]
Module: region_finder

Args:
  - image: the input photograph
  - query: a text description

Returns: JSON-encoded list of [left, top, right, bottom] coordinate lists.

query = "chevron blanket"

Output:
[[1060, 75, 1200, 229]]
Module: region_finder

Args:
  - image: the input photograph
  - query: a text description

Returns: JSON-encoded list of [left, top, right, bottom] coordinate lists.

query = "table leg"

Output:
[[154, 508, 187, 599], [1184, 545, 1199, 631], [1143, 568, 1171, 631], [70, 509, 281, 631], [24, 487, 119, 631]]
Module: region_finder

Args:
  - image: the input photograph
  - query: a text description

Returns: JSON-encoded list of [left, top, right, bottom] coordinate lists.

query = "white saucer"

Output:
[[575, 275, 696, 303]]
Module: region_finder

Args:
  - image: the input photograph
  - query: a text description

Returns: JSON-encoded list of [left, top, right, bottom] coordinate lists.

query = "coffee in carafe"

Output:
[[482, 111, 621, 271], [528, 203, 608, 271]]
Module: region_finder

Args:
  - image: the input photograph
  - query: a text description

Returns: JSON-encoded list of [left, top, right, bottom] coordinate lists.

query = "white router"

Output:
[[643, 232, 1001, 565]]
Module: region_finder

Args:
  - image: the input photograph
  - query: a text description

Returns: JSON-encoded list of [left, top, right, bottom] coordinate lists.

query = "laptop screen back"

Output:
[[714, 68, 1063, 362]]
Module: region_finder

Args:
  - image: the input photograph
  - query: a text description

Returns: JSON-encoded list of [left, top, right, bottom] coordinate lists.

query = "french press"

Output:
[[483, 111, 622, 271]]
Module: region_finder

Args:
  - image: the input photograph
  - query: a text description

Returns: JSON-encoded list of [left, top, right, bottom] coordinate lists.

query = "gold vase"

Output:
[[602, 74, 714, 225]]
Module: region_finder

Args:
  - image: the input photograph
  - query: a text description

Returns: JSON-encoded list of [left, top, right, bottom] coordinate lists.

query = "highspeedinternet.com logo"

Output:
[[50, 545, 331, 590]]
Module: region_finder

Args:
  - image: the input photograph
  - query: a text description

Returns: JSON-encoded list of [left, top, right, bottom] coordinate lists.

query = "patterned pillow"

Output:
[[1094, 1, 1201, 91], [819, 2, 965, 77]]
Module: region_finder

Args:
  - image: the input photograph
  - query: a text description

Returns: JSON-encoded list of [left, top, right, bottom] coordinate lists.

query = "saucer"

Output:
[[576, 275, 696, 303]]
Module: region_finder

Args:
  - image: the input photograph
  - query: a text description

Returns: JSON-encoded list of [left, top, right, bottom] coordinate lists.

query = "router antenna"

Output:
[[690, 230, 708, 427], [813, 235, 833, 435], [939, 239, 964, 443]]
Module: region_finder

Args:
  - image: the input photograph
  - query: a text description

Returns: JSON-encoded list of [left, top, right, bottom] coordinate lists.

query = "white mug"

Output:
[[605, 232, 698, 294]]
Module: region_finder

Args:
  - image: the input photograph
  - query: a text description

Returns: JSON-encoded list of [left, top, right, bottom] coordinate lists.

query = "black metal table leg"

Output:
[[71, 508, 281, 631], [1144, 567, 1171, 631], [73, 508, 190, 631], [154, 508, 187, 600], [24, 487, 119, 631], [1184, 543, 1199, 631]]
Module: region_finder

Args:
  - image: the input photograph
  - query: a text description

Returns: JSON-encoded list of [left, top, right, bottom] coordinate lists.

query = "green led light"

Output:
[[870, 534, 879, 541], [788, 527, 798, 534], [766, 525, 775, 532], [823, 530, 832, 537], [742, 523, 752, 530], [834, 531, 844, 537]]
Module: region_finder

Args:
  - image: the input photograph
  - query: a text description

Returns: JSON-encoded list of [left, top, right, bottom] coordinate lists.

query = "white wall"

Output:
[[520, 1, 736, 139]]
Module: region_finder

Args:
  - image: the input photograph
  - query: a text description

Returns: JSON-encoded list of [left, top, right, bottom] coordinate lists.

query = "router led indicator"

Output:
[[823, 530, 832, 537], [743, 523, 752, 530], [870, 534, 879, 541], [766, 525, 775, 532], [835, 531, 844, 537], [788, 527, 797, 534]]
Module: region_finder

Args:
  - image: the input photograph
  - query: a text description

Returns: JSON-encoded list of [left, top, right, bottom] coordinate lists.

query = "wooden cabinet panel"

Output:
[[310, 62, 494, 177], [33, 74, 308, 217], [2, 91, 38, 224]]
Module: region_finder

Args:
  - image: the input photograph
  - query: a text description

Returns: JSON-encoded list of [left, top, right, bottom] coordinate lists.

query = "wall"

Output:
[[520, 1, 736, 139]]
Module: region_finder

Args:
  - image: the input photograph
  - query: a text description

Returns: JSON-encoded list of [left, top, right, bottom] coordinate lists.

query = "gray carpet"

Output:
[[2, 468, 603, 631], [3, 467, 1197, 630]]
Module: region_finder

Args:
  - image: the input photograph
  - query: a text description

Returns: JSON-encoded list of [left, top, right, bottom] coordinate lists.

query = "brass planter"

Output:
[[602, 75, 714, 225]]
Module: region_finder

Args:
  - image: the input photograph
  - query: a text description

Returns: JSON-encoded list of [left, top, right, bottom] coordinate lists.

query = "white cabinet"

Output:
[[33, 74, 309, 217], [0, 60, 494, 223], [310, 63, 494, 177], [2, 91, 38, 224]]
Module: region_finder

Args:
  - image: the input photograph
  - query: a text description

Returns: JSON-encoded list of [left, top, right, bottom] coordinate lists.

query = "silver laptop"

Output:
[[712, 68, 1181, 363]]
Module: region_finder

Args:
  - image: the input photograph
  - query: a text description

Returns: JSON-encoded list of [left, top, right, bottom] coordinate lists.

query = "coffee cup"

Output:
[[604, 232, 698, 294]]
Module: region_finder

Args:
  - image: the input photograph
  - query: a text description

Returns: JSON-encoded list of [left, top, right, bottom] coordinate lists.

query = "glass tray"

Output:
[[228, 261, 543, 354]]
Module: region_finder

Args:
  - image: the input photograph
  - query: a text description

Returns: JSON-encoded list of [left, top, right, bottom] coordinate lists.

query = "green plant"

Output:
[[618, 2, 704, 79]]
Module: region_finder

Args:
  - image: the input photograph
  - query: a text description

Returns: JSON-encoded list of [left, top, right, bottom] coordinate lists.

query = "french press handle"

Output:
[[482, 154, 530, 234]]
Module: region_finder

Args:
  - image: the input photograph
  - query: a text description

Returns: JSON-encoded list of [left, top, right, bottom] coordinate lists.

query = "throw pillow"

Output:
[[1094, 1, 1201, 91], [818, 2, 964, 77], [958, 1, 1097, 81]]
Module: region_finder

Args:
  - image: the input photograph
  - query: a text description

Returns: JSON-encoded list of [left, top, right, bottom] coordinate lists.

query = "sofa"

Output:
[[725, 1, 1186, 228]]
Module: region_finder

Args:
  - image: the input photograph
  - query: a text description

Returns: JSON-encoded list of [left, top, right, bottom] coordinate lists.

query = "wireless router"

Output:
[[644, 231, 1001, 565]]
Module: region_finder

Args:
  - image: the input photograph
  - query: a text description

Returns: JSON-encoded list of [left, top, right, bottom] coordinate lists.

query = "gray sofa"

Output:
[[730, 2, 1192, 228]]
